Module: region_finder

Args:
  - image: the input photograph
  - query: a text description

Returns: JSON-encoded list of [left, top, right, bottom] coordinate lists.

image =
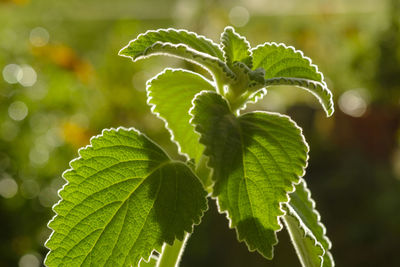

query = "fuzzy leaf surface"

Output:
[[220, 26, 253, 68], [119, 28, 223, 60], [147, 68, 214, 162], [286, 179, 334, 267], [120, 41, 235, 83], [45, 128, 207, 267], [190, 91, 309, 259], [252, 43, 334, 116]]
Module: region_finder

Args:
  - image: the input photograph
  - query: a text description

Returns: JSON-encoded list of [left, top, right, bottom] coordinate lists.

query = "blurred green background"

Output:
[[1, 0, 399, 266]]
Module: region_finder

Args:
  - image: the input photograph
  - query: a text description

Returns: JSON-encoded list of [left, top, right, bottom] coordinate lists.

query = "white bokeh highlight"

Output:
[[229, 6, 250, 27], [338, 89, 370, 117], [29, 27, 50, 47], [8, 101, 29, 121]]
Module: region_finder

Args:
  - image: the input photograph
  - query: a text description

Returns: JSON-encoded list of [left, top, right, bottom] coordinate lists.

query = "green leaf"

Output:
[[190, 91, 309, 259], [119, 28, 223, 60], [236, 88, 267, 115], [147, 68, 215, 162], [45, 127, 207, 267], [285, 179, 334, 267], [139, 255, 157, 267], [252, 43, 334, 116], [283, 212, 324, 267], [220, 26, 253, 68], [120, 41, 235, 85]]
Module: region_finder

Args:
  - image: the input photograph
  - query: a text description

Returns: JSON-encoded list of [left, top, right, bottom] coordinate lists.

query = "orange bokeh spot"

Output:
[[31, 44, 94, 84], [61, 122, 92, 149]]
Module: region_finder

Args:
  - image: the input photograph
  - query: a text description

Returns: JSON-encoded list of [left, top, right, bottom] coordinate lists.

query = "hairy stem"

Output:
[[156, 233, 190, 267], [214, 75, 226, 95], [195, 153, 213, 192]]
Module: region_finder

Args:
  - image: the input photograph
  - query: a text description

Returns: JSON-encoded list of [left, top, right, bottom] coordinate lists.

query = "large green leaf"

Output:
[[119, 28, 223, 60], [120, 41, 235, 85], [190, 91, 309, 259], [220, 26, 252, 68], [45, 128, 207, 267], [285, 179, 334, 267], [147, 68, 215, 163], [252, 43, 334, 116]]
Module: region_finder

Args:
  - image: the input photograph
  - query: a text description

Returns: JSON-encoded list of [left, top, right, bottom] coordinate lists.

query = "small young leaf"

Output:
[[252, 43, 334, 116], [235, 88, 268, 115], [286, 179, 334, 267], [190, 91, 309, 259], [220, 26, 253, 68], [147, 68, 215, 162], [45, 128, 207, 267], [119, 28, 223, 60]]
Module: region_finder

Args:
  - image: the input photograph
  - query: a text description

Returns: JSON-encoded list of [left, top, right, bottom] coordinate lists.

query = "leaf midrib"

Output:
[[58, 159, 171, 264], [80, 161, 168, 266], [123, 168, 163, 266], [232, 114, 299, 243]]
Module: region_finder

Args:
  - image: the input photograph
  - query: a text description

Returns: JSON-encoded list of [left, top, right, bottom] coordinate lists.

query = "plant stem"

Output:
[[156, 233, 190, 267], [195, 154, 213, 192]]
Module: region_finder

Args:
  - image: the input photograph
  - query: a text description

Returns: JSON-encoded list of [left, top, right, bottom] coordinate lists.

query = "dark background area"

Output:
[[1, 0, 399, 266]]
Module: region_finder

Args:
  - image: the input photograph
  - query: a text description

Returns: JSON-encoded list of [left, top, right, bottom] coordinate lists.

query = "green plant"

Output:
[[45, 26, 335, 267]]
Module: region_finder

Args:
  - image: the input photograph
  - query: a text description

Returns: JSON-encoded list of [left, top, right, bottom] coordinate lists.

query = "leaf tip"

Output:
[[118, 44, 132, 58], [326, 106, 335, 117], [223, 25, 235, 32]]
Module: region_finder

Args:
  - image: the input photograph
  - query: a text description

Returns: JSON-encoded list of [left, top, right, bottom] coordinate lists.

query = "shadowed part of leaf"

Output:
[[236, 217, 276, 259], [191, 91, 309, 261], [45, 128, 208, 267]]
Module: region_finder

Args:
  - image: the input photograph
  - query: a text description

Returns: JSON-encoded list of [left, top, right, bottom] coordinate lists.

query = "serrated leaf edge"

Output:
[[286, 178, 334, 266], [188, 91, 310, 259], [121, 41, 236, 83], [146, 68, 215, 161], [45, 126, 208, 267], [252, 42, 334, 117], [284, 204, 325, 267], [118, 28, 223, 60], [236, 88, 268, 115], [252, 42, 325, 84], [220, 26, 253, 68], [264, 77, 334, 117], [288, 179, 332, 250]]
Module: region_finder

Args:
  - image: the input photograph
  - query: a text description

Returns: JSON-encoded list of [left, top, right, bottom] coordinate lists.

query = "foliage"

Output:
[[45, 26, 335, 267]]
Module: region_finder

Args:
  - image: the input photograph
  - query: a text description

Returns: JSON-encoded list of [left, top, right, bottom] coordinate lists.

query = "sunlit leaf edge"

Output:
[[282, 209, 325, 267], [286, 178, 335, 267], [146, 68, 215, 161], [236, 88, 268, 115], [44, 127, 209, 266], [251, 42, 334, 117], [118, 28, 223, 59], [120, 41, 236, 85], [188, 90, 310, 259], [220, 26, 253, 68]]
